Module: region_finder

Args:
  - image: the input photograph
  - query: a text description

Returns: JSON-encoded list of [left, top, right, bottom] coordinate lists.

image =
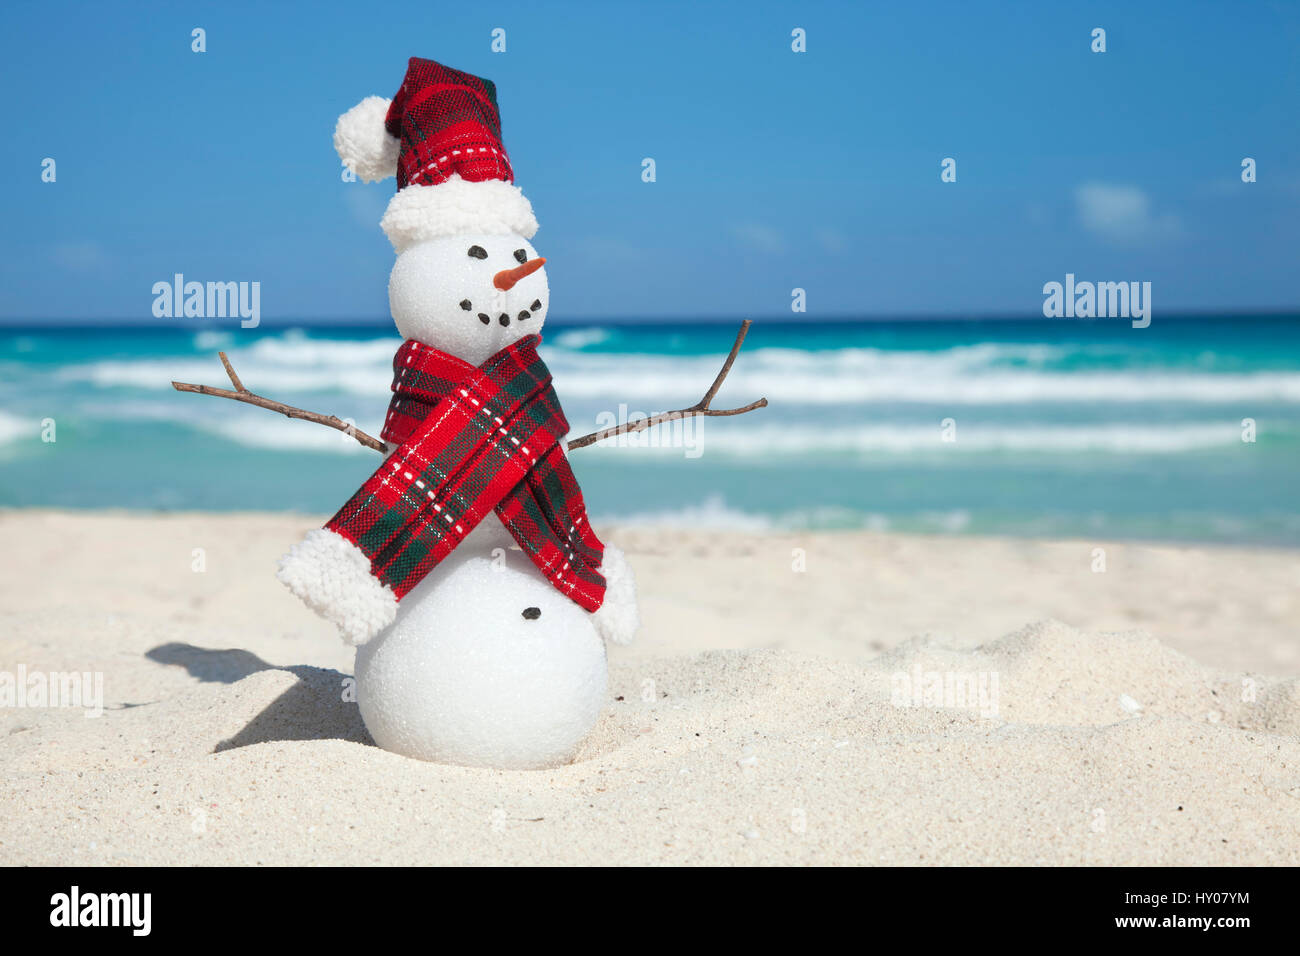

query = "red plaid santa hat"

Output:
[[333, 57, 538, 252]]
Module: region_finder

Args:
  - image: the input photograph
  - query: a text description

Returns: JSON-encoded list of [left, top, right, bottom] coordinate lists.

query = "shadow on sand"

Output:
[[145, 642, 373, 752]]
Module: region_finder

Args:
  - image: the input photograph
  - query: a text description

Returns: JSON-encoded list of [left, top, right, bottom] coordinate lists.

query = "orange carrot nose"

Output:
[[493, 257, 546, 291]]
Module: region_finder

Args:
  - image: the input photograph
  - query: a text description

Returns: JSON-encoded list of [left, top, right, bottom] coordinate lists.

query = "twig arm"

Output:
[[171, 356, 386, 453], [698, 320, 752, 410], [565, 319, 767, 450], [565, 398, 767, 450], [218, 351, 245, 392]]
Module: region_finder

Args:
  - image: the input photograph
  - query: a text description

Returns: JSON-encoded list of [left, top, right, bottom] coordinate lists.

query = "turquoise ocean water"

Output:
[[1, 315, 1297, 546]]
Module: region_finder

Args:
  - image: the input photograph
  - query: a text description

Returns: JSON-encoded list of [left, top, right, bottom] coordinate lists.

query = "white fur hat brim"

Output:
[[380, 174, 539, 253]]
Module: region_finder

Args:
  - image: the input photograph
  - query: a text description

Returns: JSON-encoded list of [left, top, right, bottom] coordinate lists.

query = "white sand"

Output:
[[1, 509, 1297, 865]]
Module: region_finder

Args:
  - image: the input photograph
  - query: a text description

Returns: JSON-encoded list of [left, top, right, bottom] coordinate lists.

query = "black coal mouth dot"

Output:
[[522, 606, 541, 620], [460, 299, 472, 311], [477, 312, 490, 325], [498, 313, 510, 327], [530, 299, 542, 311], [518, 310, 530, 321]]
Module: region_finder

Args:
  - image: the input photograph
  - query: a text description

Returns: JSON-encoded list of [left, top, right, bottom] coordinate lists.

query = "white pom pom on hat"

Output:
[[333, 96, 401, 184], [334, 57, 538, 253]]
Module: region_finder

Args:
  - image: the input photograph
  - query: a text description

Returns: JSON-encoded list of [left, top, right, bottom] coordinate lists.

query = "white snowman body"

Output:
[[354, 520, 608, 769]]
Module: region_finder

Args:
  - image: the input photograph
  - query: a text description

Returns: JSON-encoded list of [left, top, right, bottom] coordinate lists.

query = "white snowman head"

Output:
[[333, 60, 547, 366], [389, 233, 548, 366]]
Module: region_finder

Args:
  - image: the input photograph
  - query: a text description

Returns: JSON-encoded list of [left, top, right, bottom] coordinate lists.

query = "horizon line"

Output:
[[2, 307, 1299, 329]]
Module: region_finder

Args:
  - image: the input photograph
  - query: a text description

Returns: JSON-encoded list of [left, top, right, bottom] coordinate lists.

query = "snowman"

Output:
[[276, 57, 639, 770]]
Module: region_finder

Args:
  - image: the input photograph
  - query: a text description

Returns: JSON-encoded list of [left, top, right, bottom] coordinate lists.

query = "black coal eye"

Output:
[[467, 245, 488, 259], [513, 249, 528, 264]]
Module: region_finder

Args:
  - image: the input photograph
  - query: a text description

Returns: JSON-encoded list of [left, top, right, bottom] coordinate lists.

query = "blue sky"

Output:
[[1, 0, 1297, 322]]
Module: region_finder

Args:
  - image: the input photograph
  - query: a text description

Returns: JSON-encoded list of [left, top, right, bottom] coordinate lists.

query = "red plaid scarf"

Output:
[[325, 335, 606, 611]]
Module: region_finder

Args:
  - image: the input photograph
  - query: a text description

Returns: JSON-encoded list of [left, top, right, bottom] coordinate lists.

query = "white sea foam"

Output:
[[52, 332, 1300, 408], [97, 389, 1246, 458], [572, 421, 1253, 457], [96, 394, 1247, 457], [549, 348, 1300, 405], [243, 332, 402, 367], [192, 330, 234, 351], [550, 328, 612, 350], [200, 417, 374, 454], [711, 421, 1246, 455], [63, 352, 397, 398], [0, 410, 31, 446], [81, 397, 382, 454], [592, 495, 976, 533], [595, 495, 775, 531]]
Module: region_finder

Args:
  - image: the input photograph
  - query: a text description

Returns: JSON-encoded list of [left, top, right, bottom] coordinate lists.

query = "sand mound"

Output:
[[3, 619, 1297, 866]]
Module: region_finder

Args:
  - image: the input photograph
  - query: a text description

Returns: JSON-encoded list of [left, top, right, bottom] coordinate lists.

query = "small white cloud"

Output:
[[51, 240, 109, 274], [1075, 183, 1182, 242], [729, 223, 785, 253], [343, 185, 389, 230], [574, 236, 641, 265], [816, 228, 848, 254]]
